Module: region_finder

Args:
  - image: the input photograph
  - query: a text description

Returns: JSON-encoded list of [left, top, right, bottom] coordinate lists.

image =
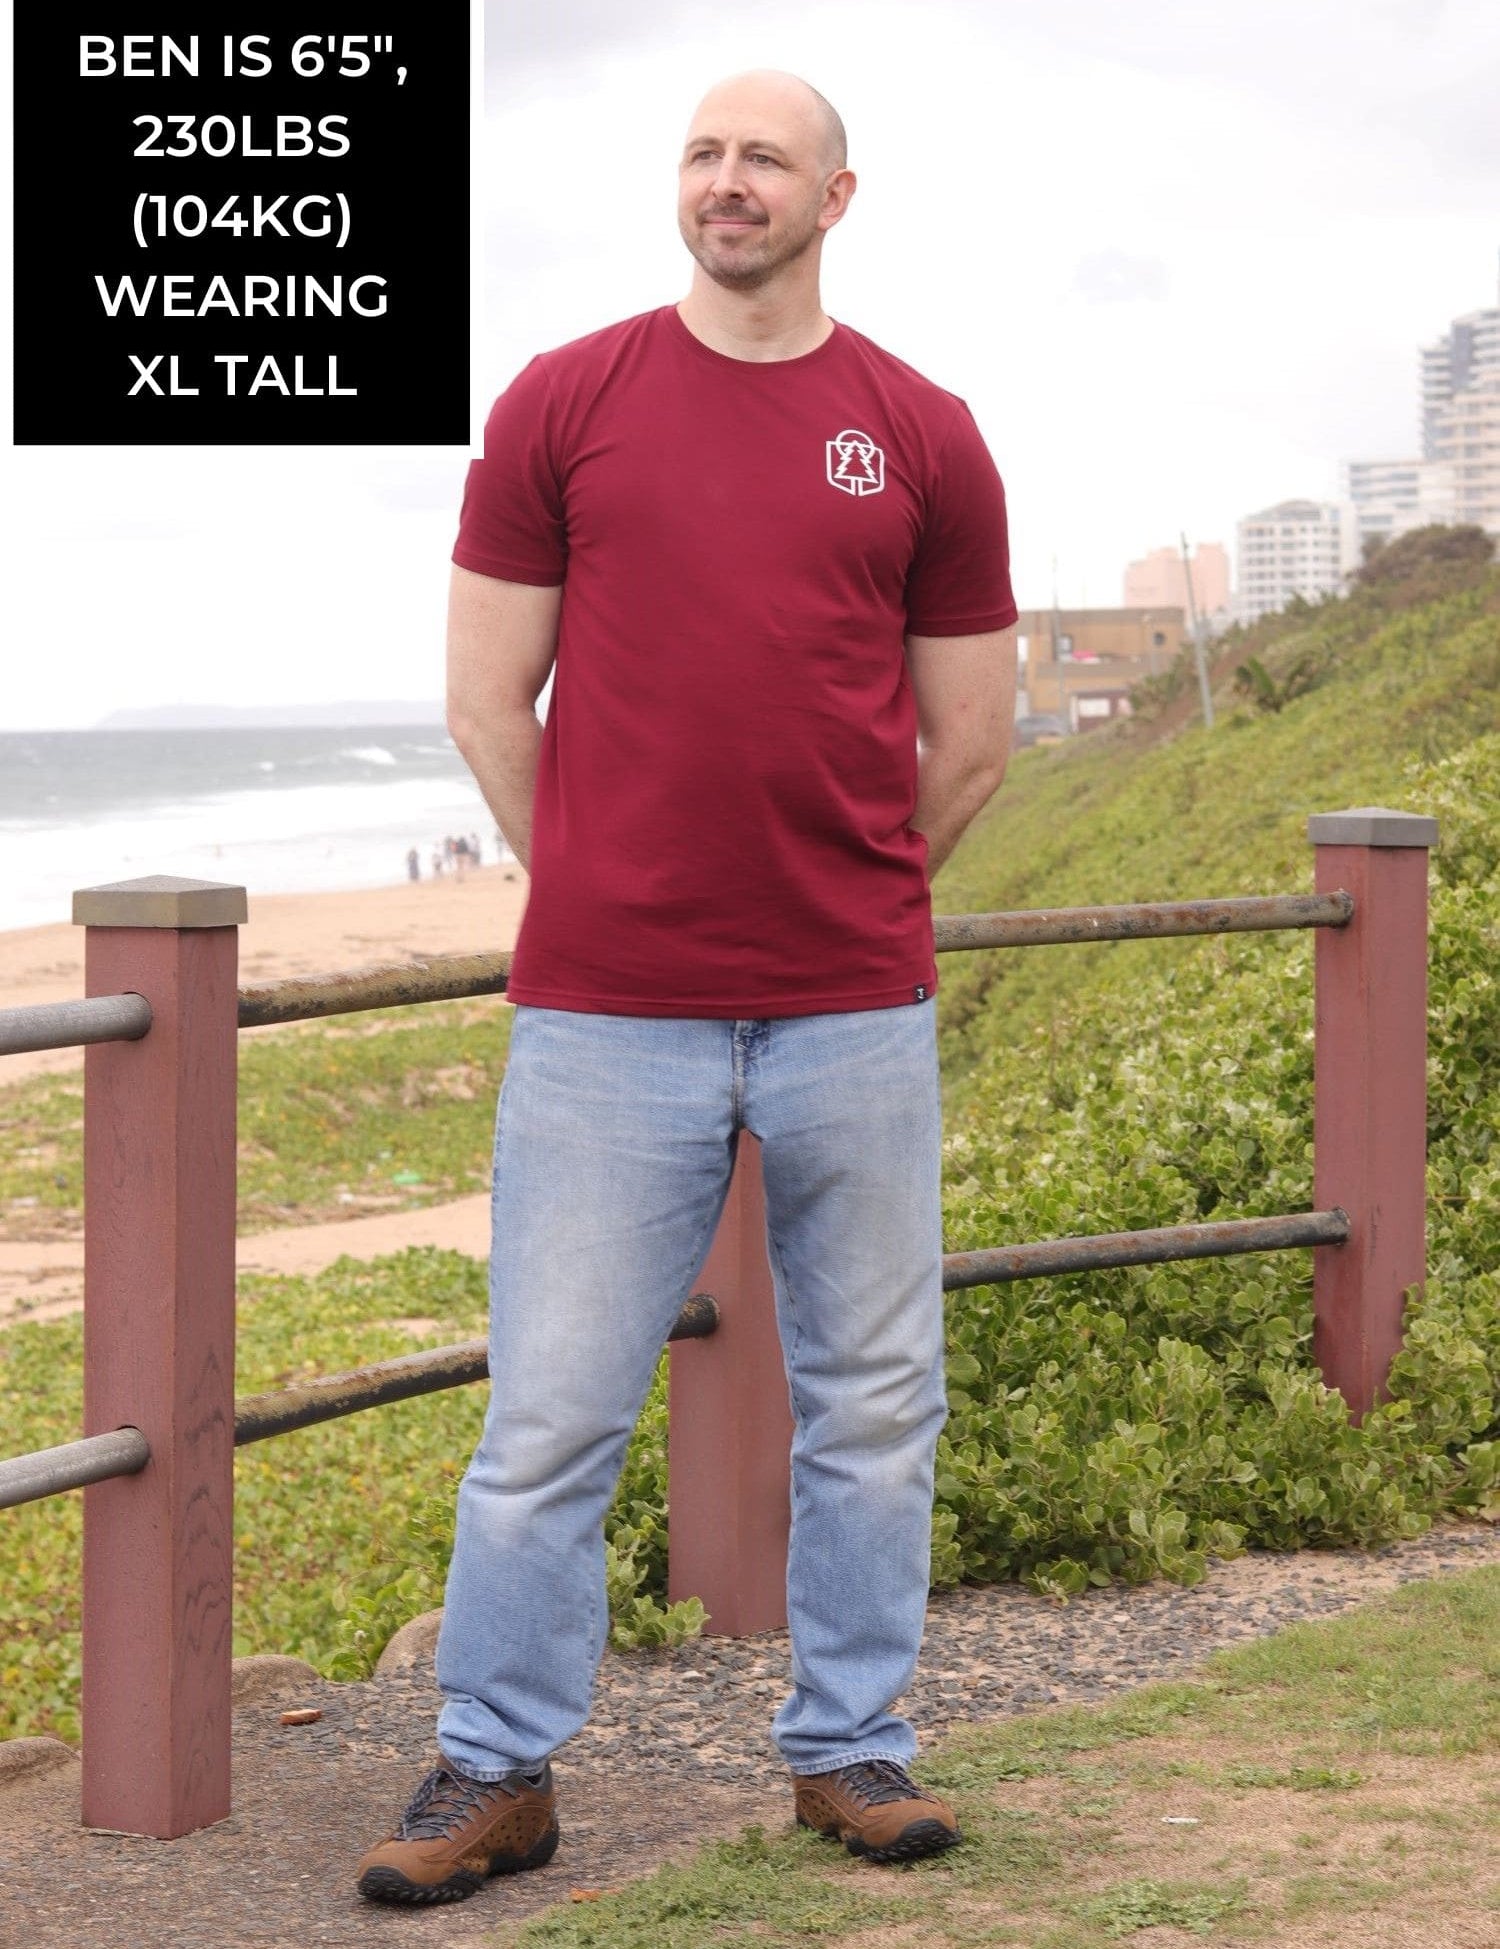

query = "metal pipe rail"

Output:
[[239, 952, 511, 1028], [0, 1428, 150, 1511], [0, 1209, 1342, 1496], [932, 891, 1352, 952], [942, 1209, 1350, 1289], [226, 1210, 1350, 1448], [0, 1211, 1369, 1499], [0, 993, 152, 1057], [232, 1293, 721, 1444], [232, 893, 1356, 1032]]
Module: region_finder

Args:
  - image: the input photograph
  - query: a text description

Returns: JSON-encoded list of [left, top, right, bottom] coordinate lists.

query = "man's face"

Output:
[[677, 78, 846, 291]]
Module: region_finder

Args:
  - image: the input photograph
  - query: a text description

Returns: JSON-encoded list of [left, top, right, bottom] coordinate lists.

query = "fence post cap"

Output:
[[73, 876, 248, 930], [1306, 808, 1438, 850]]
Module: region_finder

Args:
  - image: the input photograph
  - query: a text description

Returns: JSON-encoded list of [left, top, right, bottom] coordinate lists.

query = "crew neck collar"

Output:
[[664, 303, 843, 369]]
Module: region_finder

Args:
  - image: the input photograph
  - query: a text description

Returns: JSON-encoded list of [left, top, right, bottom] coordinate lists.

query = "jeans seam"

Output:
[[763, 1219, 807, 1456]]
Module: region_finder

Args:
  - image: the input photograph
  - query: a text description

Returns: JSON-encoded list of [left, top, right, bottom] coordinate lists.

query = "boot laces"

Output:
[[837, 1759, 925, 1807], [399, 1766, 515, 1840]]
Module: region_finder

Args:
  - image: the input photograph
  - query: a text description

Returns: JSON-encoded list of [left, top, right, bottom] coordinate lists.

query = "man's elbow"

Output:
[[959, 740, 1011, 805], [970, 740, 1005, 810], [447, 694, 482, 765]]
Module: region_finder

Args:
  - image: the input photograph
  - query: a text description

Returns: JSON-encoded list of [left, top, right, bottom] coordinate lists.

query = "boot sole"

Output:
[[357, 1817, 560, 1905], [799, 1813, 961, 1864]]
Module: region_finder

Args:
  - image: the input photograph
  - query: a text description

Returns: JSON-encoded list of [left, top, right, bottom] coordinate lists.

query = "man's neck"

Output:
[[676, 275, 834, 363]]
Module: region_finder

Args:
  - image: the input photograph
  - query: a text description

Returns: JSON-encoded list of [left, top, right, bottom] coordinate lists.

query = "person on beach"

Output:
[[357, 68, 1017, 1907]]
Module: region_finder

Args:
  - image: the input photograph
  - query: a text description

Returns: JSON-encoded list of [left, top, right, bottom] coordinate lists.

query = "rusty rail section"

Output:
[[932, 891, 1352, 952], [239, 951, 511, 1028], [234, 893, 1354, 1031], [1, 1213, 1353, 1506], [231, 1210, 1355, 1449], [232, 1292, 720, 1445]]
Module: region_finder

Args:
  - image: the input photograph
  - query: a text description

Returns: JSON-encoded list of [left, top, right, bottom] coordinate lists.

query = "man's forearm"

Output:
[[903, 626, 1017, 881], [910, 743, 1009, 878], [450, 705, 544, 872]]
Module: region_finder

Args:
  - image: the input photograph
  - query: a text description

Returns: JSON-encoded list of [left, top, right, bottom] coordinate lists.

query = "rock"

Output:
[[0, 1737, 79, 1787], [230, 1655, 324, 1704], [375, 1608, 444, 1675]]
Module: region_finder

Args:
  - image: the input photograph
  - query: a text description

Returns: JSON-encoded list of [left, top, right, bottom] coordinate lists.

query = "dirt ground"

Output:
[[1, 1523, 1496, 1949]]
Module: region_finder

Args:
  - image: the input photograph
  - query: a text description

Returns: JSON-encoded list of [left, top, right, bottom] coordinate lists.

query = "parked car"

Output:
[[1013, 712, 1067, 748]]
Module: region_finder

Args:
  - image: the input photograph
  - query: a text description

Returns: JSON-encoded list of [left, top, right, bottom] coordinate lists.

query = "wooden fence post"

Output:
[[76, 875, 245, 1837], [667, 1132, 793, 1635], [1308, 810, 1436, 1420]]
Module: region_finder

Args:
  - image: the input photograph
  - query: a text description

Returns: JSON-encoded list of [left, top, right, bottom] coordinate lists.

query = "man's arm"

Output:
[[904, 627, 1017, 878], [446, 566, 562, 872]]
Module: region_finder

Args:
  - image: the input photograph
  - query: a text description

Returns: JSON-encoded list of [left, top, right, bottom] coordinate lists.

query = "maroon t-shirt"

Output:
[[454, 305, 1017, 1017]]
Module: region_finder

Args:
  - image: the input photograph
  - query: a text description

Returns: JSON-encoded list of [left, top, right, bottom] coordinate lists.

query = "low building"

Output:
[[1015, 607, 1185, 730]]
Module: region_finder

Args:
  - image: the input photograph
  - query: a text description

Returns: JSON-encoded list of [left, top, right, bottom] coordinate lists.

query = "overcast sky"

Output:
[[3, 0, 1498, 728]]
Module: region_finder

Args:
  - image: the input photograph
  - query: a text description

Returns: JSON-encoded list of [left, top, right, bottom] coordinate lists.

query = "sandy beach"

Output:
[[0, 864, 528, 1317]]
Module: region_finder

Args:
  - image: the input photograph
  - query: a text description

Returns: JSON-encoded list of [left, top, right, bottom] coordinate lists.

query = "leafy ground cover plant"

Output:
[[0, 1247, 702, 1741], [930, 733, 1498, 1595]]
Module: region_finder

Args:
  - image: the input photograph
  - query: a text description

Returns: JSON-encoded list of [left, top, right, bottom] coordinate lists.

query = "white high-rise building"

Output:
[[1427, 375, 1500, 537], [1233, 499, 1359, 624], [1419, 262, 1500, 536], [1342, 458, 1458, 557], [1422, 301, 1500, 459]]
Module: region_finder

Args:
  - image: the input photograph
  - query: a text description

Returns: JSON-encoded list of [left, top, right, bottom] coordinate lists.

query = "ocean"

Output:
[[0, 726, 500, 934]]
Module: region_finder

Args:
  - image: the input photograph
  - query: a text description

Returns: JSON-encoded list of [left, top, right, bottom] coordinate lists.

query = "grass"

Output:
[[0, 996, 512, 1239], [487, 1567, 1500, 1948]]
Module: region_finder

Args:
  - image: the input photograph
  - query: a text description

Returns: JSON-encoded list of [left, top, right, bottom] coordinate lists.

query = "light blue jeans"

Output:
[[435, 1001, 946, 1778]]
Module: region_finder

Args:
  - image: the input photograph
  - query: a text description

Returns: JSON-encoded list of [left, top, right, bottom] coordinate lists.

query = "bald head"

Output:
[[677, 69, 856, 300], [687, 70, 847, 174]]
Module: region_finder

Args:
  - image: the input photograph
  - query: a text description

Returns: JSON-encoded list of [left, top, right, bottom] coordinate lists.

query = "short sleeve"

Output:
[[452, 357, 568, 586], [903, 402, 1018, 636]]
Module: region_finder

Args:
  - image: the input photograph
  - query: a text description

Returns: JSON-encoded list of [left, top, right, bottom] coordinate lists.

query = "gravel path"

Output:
[[2, 1521, 1496, 1949]]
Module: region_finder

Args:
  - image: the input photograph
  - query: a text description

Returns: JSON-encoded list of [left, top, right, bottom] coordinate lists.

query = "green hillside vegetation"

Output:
[[926, 540, 1499, 1595], [936, 536, 1500, 1097], [0, 543, 1496, 1739]]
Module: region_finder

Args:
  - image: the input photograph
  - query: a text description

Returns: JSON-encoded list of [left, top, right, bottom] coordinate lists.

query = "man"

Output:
[[357, 68, 1017, 1908]]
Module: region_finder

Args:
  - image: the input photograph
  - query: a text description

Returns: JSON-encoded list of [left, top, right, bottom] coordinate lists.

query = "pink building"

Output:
[[1123, 543, 1230, 620]]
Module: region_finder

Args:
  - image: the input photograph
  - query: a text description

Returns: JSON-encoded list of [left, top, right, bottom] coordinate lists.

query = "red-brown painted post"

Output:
[[667, 1132, 794, 1635], [76, 875, 245, 1838], [1309, 809, 1436, 1420]]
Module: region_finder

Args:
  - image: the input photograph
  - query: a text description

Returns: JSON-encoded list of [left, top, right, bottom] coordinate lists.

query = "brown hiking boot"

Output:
[[793, 1758, 960, 1863], [356, 1761, 559, 1904]]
